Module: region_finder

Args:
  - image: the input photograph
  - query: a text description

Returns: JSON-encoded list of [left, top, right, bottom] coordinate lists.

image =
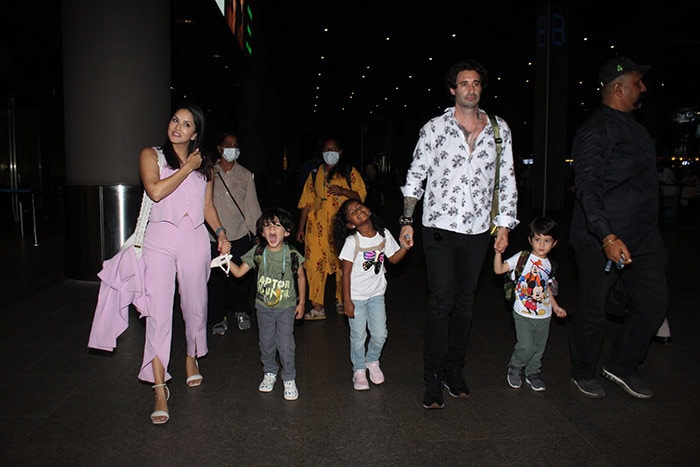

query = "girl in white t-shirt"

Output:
[[332, 200, 411, 390]]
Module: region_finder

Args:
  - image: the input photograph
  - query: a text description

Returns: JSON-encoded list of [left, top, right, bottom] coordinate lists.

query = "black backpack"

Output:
[[503, 250, 558, 302]]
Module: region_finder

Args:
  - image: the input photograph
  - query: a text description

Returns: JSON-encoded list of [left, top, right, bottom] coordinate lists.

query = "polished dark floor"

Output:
[[2, 190, 699, 466]]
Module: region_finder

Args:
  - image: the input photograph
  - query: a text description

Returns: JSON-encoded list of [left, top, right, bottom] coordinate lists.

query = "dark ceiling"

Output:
[[3, 0, 699, 157]]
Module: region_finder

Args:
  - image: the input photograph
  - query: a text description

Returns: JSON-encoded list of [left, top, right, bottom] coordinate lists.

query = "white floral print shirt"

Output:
[[401, 107, 519, 234]]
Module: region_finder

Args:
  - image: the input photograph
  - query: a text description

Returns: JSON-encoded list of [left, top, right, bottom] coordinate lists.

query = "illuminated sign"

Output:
[[223, 0, 253, 59]]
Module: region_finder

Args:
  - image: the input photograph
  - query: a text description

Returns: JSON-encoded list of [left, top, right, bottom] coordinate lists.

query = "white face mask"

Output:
[[222, 147, 240, 162], [322, 151, 340, 166]]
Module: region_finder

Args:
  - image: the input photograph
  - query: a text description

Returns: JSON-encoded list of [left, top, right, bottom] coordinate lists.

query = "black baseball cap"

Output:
[[598, 56, 650, 86]]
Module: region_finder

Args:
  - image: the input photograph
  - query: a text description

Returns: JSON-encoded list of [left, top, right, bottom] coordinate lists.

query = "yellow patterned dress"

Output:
[[297, 165, 367, 307]]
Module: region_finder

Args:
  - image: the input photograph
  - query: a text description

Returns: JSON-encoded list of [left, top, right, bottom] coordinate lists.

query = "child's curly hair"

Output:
[[331, 199, 387, 256]]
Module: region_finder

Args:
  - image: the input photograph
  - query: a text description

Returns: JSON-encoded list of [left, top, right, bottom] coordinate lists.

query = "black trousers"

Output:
[[422, 227, 491, 380], [207, 235, 255, 325], [569, 236, 668, 380]]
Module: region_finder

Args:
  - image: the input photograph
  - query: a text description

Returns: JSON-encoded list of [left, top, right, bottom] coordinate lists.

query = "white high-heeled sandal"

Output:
[[186, 357, 203, 387], [151, 383, 170, 425]]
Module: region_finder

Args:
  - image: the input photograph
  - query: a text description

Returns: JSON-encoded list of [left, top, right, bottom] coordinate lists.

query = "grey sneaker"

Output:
[[212, 317, 228, 335], [525, 372, 546, 391], [571, 377, 606, 398], [507, 366, 522, 389], [235, 312, 251, 331], [601, 367, 653, 399]]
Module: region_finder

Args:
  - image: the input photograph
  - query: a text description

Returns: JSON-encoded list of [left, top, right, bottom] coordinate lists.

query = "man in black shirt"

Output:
[[569, 57, 667, 399]]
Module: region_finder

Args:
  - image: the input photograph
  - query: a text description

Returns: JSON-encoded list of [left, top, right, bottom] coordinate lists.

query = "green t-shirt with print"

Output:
[[241, 244, 304, 309]]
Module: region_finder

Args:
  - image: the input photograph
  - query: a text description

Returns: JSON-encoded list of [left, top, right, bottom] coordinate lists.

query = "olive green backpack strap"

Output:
[[489, 115, 503, 236]]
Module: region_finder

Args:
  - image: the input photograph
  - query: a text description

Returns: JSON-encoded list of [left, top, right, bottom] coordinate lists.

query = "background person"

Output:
[[207, 131, 262, 334], [679, 165, 700, 229], [658, 160, 679, 225], [296, 136, 366, 320]]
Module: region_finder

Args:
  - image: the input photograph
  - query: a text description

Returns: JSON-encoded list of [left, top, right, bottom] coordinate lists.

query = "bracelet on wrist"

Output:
[[601, 237, 618, 249], [215, 227, 227, 237], [399, 216, 413, 226]]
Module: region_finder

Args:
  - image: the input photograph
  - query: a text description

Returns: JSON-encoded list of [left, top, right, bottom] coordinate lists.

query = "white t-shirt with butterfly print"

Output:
[[338, 229, 401, 301]]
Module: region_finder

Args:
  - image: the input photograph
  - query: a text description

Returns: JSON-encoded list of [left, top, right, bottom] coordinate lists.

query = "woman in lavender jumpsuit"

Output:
[[139, 102, 229, 424]]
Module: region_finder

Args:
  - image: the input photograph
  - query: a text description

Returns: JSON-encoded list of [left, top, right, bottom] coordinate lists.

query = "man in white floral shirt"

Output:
[[399, 59, 519, 410]]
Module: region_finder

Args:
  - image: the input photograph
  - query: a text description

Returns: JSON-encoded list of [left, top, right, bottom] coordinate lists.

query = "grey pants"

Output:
[[257, 304, 297, 381]]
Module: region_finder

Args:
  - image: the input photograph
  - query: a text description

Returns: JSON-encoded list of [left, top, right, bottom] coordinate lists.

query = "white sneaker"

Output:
[[283, 380, 299, 400], [353, 369, 370, 390], [259, 373, 277, 392], [367, 361, 385, 384]]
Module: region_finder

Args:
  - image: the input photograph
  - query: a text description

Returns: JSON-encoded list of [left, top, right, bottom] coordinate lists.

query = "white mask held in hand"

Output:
[[222, 148, 240, 162], [322, 151, 340, 166]]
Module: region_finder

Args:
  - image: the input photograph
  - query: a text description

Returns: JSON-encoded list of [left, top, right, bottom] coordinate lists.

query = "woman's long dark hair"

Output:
[[160, 102, 212, 180], [331, 199, 386, 256]]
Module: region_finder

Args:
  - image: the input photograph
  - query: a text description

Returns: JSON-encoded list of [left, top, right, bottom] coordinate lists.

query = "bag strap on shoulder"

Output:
[[489, 116, 502, 236], [132, 149, 166, 257], [512, 249, 530, 283], [352, 232, 386, 259]]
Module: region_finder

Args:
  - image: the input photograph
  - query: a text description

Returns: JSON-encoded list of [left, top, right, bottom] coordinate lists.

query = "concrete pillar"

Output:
[[533, 4, 569, 215], [62, 0, 170, 279]]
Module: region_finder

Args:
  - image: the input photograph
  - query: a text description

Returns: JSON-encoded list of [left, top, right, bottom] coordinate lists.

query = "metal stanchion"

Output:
[[1, 188, 39, 246], [19, 200, 25, 237], [31, 193, 39, 246]]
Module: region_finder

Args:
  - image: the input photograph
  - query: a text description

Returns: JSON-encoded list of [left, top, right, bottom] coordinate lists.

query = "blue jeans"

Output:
[[348, 295, 387, 371]]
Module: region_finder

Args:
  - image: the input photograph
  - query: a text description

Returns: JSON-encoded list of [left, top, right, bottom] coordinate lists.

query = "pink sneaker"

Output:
[[353, 369, 370, 390], [367, 361, 385, 384]]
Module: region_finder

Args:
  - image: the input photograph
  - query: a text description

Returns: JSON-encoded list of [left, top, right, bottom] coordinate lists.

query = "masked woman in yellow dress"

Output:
[[296, 137, 366, 320]]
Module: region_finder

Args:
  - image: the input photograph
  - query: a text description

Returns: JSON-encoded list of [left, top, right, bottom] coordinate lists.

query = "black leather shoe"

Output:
[[653, 336, 672, 346]]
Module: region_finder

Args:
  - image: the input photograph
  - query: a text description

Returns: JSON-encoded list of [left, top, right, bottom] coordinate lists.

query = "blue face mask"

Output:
[[222, 148, 240, 162], [322, 151, 340, 166]]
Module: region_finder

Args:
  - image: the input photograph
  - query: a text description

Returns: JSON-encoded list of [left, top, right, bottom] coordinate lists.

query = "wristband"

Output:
[[215, 227, 227, 237], [399, 216, 413, 226]]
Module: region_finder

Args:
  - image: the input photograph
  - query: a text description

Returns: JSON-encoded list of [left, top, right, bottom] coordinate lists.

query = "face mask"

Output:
[[222, 147, 240, 162], [322, 151, 340, 166]]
